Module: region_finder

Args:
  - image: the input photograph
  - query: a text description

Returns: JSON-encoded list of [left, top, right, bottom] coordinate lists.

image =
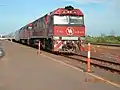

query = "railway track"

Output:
[[61, 53, 120, 75], [90, 43, 120, 47]]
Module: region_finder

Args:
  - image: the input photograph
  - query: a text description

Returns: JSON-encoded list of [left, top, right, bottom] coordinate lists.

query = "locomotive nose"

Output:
[[62, 40, 77, 52]]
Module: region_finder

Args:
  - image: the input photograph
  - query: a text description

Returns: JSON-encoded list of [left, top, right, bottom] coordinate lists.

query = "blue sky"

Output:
[[0, 0, 120, 36]]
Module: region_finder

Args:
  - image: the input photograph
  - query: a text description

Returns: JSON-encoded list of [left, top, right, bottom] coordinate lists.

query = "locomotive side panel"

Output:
[[19, 27, 26, 39], [19, 28, 24, 39], [14, 30, 20, 41], [47, 15, 54, 37], [32, 16, 49, 38], [31, 14, 54, 39]]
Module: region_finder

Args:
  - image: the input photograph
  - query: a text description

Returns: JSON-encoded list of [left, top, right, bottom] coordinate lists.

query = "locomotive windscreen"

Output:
[[53, 15, 84, 25]]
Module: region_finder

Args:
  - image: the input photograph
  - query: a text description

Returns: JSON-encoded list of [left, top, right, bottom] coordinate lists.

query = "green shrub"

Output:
[[85, 35, 120, 44]]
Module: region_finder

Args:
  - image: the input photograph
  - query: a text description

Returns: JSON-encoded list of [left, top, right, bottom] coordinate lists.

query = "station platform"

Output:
[[0, 41, 120, 90]]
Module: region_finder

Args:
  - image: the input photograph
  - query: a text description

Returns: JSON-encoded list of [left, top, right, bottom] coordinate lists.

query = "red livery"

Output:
[[13, 6, 85, 53], [54, 26, 85, 36]]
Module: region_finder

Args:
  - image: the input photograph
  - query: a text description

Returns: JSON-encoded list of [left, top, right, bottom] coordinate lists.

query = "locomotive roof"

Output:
[[50, 7, 83, 16]]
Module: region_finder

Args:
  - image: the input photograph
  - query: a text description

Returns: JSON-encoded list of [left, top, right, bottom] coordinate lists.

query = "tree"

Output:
[[109, 30, 115, 36], [100, 33, 106, 37]]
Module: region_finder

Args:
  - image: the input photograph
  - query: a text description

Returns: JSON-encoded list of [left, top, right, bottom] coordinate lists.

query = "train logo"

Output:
[[66, 27, 74, 35]]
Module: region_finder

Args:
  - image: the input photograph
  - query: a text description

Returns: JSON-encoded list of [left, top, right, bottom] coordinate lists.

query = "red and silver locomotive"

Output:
[[14, 6, 85, 53]]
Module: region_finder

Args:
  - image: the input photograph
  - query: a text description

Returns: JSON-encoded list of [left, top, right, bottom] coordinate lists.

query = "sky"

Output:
[[0, 0, 120, 36]]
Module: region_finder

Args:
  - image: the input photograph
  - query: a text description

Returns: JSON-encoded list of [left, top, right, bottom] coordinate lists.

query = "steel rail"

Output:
[[62, 54, 120, 74]]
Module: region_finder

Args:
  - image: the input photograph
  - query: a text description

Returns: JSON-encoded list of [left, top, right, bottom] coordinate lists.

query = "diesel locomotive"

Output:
[[11, 6, 85, 53]]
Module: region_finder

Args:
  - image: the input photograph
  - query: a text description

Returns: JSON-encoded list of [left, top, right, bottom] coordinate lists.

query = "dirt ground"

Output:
[[81, 44, 120, 63]]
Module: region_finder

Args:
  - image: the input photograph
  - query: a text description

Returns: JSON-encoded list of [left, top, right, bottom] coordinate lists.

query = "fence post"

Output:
[[87, 43, 91, 72]]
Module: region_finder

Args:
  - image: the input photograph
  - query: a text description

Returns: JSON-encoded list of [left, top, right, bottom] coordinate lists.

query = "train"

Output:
[[9, 6, 85, 53]]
